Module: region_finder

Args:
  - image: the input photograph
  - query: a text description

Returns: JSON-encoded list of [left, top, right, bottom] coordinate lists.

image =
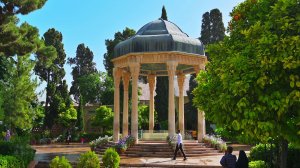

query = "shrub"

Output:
[[249, 160, 269, 168], [0, 139, 35, 168], [0, 155, 21, 168], [77, 151, 100, 168], [102, 148, 120, 168], [249, 143, 300, 168], [249, 144, 274, 162], [49, 156, 72, 168]]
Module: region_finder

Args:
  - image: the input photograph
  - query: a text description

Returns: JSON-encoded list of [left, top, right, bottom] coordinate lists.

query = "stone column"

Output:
[[113, 68, 121, 142], [198, 110, 206, 142], [129, 63, 140, 143], [194, 64, 206, 142], [167, 61, 178, 136], [122, 71, 130, 138], [148, 74, 156, 132], [177, 74, 185, 135]]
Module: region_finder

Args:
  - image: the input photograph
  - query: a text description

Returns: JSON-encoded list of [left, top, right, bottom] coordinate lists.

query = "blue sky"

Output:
[[19, 0, 244, 97]]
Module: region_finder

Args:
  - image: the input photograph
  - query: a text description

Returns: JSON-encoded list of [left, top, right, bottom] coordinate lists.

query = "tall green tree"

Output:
[[155, 6, 170, 127], [68, 43, 97, 102], [194, 0, 299, 167], [209, 9, 225, 44], [68, 44, 97, 131], [199, 12, 210, 45], [0, 0, 47, 57], [161, 5, 168, 20], [103, 28, 135, 77], [2, 55, 38, 130], [35, 28, 67, 128], [185, 8, 225, 130]]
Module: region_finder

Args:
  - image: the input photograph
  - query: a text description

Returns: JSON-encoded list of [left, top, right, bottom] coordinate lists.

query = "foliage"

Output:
[[185, 74, 198, 130], [102, 148, 120, 168], [249, 144, 274, 162], [249, 160, 269, 168], [77, 151, 100, 168], [0, 0, 46, 22], [68, 43, 97, 102], [209, 9, 225, 44], [155, 76, 169, 123], [199, 12, 210, 45], [0, 87, 4, 121], [58, 104, 77, 127], [78, 73, 101, 104], [249, 143, 300, 168], [1, 55, 39, 130], [138, 105, 158, 130], [0, 139, 35, 168], [35, 28, 68, 129], [161, 6, 168, 20], [89, 135, 112, 149], [99, 72, 114, 105], [139, 103, 149, 127], [91, 106, 113, 134], [103, 28, 135, 77], [0, 155, 21, 168], [49, 156, 71, 168], [76, 95, 84, 131], [194, 0, 300, 146]]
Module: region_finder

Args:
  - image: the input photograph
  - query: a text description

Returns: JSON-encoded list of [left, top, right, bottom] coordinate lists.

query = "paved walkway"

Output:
[[32, 143, 250, 167]]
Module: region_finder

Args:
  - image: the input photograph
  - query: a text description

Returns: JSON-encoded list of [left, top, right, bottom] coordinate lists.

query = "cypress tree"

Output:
[[155, 6, 170, 128], [154, 76, 169, 125], [200, 12, 211, 45], [210, 9, 225, 43], [186, 9, 225, 130], [161, 6, 168, 20]]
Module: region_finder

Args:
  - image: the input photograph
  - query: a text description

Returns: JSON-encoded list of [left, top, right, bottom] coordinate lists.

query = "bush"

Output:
[[77, 151, 100, 168], [0, 155, 21, 168], [249, 144, 274, 162], [102, 148, 120, 168], [249, 160, 269, 168], [0, 139, 36, 168], [250, 143, 300, 168], [49, 156, 72, 168]]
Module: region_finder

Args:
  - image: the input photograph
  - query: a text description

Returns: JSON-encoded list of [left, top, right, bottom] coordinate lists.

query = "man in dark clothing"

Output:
[[220, 146, 237, 168]]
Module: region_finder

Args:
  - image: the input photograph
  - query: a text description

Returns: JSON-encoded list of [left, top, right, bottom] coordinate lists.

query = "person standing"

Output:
[[5, 129, 11, 141], [236, 150, 249, 168], [220, 146, 237, 168], [172, 130, 187, 161]]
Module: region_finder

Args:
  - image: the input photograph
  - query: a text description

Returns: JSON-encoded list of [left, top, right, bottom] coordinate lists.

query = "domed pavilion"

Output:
[[112, 18, 207, 143]]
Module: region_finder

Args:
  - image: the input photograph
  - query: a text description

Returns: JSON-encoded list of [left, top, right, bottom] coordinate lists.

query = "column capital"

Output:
[[167, 61, 178, 76], [122, 71, 130, 91], [129, 63, 140, 79], [148, 74, 156, 91], [113, 68, 122, 85]]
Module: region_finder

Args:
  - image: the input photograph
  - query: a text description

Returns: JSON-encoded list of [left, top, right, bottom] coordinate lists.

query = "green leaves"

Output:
[[194, 0, 300, 146]]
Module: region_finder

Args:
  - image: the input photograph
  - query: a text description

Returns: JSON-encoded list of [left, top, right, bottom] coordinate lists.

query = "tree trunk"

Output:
[[279, 138, 288, 168]]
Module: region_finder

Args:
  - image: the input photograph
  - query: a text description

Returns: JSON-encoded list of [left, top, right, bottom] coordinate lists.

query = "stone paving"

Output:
[[32, 143, 250, 167]]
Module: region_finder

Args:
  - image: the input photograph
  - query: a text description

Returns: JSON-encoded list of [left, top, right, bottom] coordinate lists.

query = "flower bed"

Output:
[[203, 135, 227, 152], [114, 135, 135, 154], [89, 135, 113, 150]]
